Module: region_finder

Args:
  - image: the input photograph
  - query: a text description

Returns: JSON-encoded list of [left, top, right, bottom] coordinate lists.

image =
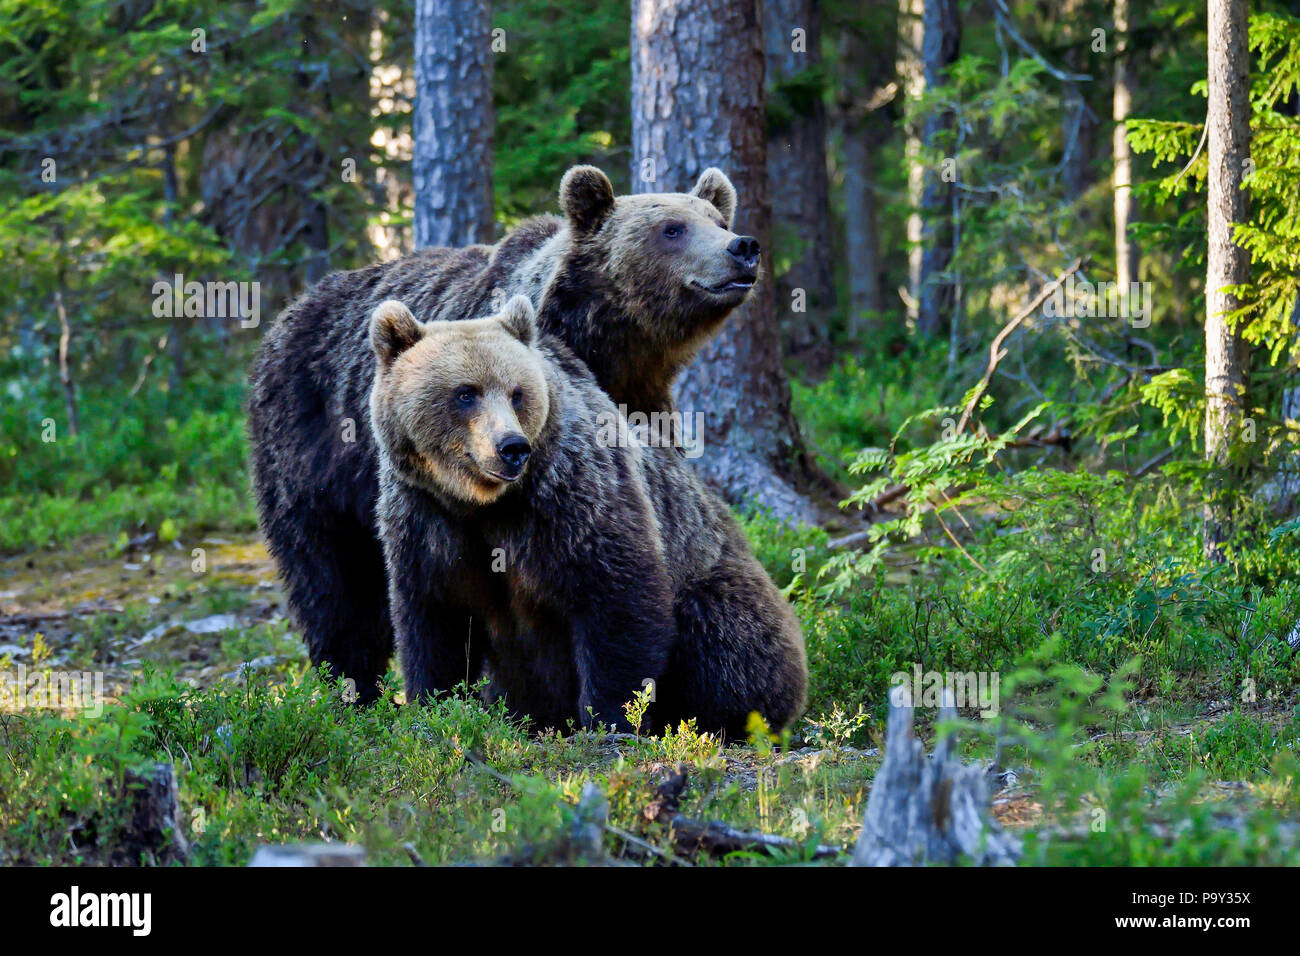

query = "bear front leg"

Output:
[[379, 487, 488, 704], [392, 593, 487, 704], [565, 561, 676, 734]]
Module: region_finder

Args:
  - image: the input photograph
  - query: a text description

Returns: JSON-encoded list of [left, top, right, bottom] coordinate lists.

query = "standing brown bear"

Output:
[[369, 295, 806, 735], [247, 165, 803, 733]]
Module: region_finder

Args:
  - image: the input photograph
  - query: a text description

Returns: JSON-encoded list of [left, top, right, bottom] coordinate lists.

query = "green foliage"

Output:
[[493, 0, 630, 215], [815, 396, 1050, 597], [1128, 12, 1300, 473]]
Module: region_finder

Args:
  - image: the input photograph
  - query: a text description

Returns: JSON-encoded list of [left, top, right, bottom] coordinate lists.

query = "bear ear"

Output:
[[560, 165, 616, 234], [690, 167, 737, 227], [499, 295, 537, 346], [370, 300, 423, 366]]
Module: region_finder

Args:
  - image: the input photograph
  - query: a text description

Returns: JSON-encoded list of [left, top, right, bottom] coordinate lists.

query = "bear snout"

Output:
[[495, 433, 532, 478], [726, 235, 761, 274]]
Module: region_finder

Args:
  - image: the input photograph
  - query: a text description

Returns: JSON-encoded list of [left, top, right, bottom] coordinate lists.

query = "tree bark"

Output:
[[413, 0, 495, 249], [631, 0, 830, 524], [52, 286, 80, 438], [838, 27, 890, 335], [765, 0, 835, 359], [1203, 0, 1252, 561], [1061, 0, 1097, 200], [916, 0, 960, 338], [898, 0, 924, 325], [900, 0, 960, 337], [1113, 0, 1139, 291]]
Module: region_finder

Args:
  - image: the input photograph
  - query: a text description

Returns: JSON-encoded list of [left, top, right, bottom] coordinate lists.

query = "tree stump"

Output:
[[851, 688, 1019, 867], [117, 762, 190, 865]]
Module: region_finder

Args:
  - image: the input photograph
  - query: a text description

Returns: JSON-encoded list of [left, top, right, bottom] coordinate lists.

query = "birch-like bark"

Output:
[[1203, 0, 1252, 560]]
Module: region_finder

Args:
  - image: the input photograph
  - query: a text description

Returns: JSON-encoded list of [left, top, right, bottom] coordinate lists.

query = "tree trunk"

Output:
[[631, 0, 830, 524], [916, 0, 960, 339], [898, 0, 924, 325], [1203, 0, 1252, 561], [52, 286, 80, 438], [851, 686, 1020, 867], [899, 0, 960, 337], [197, 16, 340, 305], [1113, 0, 1139, 291], [838, 28, 888, 336], [413, 0, 495, 249], [1061, 0, 1097, 200], [766, 0, 835, 359]]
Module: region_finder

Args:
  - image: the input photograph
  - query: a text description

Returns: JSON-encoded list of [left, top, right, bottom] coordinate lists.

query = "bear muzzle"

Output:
[[492, 433, 532, 481]]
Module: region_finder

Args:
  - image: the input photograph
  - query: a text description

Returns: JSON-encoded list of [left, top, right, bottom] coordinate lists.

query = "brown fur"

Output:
[[370, 296, 806, 736], [246, 165, 786, 722], [371, 301, 550, 506]]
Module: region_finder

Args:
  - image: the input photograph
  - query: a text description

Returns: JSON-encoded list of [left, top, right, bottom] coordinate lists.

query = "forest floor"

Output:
[[2, 530, 1299, 865]]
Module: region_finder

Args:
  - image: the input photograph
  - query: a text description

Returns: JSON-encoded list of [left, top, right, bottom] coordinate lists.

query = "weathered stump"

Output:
[[851, 688, 1019, 867], [117, 762, 190, 865]]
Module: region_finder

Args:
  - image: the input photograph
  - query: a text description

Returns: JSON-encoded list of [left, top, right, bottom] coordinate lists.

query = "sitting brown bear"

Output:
[[369, 295, 806, 736]]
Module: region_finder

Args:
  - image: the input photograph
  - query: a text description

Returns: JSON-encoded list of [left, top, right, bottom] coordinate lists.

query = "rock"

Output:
[[248, 844, 367, 867], [224, 655, 279, 682], [131, 623, 178, 648], [570, 782, 609, 859], [183, 614, 241, 635]]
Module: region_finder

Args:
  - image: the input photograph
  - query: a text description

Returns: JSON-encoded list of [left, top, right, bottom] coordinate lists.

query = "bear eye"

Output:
[[511, 387, 525, 409], [453, 385, 478, 408], [662, 223, 685, 239]]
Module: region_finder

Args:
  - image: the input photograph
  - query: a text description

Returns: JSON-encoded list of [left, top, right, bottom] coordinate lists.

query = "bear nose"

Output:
[[496, 434, 531, 476], [727, 235, 761, 271]]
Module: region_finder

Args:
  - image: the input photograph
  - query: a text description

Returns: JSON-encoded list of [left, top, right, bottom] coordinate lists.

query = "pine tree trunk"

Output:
[[839, 28, 887, 335], [1062, 0, 1097, 200], [1203, 0, 1252, 561], [413, 0, 495, 249], [899, 0, 959, 337], [631, 0, 829, 524], [898, 0, 924, 325], [766, 0, 835, 359], [1113, 0, 1139, 291], [915, 0, 960, 339]]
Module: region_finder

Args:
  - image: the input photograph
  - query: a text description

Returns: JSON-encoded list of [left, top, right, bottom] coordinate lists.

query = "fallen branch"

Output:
[[827, 528, 875, 551], [1132, 445, 1178, 478], [858, 261, 1083, 518], [646, 765, 842, 861], [956, 258, 1083, 435], [2, 604, 126, 628]]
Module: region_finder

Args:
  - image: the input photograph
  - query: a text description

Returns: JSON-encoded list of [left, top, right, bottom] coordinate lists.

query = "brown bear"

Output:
[[369, 294, 806, 736], [248, 165, 763, 707]]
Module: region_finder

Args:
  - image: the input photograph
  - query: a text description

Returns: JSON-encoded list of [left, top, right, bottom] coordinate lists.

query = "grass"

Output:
[[0, 369, 255, 553], [1, 354, 1299, 865]]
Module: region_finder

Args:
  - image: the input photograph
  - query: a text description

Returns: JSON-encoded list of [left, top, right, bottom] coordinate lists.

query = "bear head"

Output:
[[369, 295, 551, 506], [557, 165, 759, 364]]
